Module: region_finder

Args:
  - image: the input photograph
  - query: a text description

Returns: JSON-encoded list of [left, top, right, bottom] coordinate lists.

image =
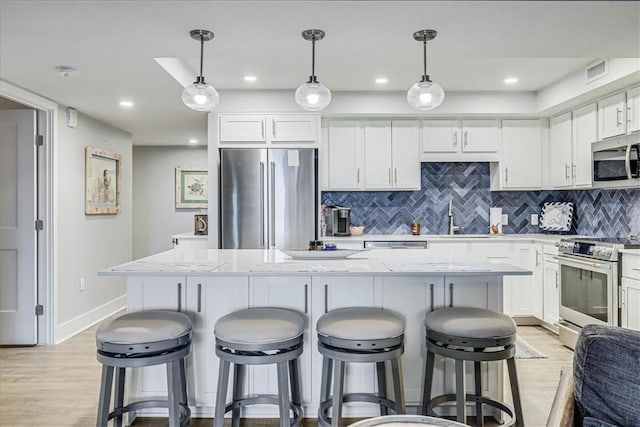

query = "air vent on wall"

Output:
[[585, 59, 608, 84]]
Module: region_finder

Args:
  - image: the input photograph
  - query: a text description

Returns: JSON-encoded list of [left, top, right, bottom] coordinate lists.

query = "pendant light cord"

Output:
[[422, 38, 428, 80], [310, 36, 316, 82], [199, 33, 205, 83]]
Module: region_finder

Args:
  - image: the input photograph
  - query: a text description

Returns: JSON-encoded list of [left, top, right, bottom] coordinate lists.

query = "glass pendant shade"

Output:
[[295, 81, 331, 111], [407, 79, 445, 110], [182, 82, 219, 112]]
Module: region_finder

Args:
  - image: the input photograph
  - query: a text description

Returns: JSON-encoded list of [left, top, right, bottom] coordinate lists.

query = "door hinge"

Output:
[[35, 134, 44, 147], [35, 305, 44, 316], [35, 220, 44, 231]]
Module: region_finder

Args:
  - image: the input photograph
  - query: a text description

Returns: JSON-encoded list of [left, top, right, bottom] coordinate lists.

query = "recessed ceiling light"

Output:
[[55, 65, 80, 77], [244, 75, 257, 82], [119, 100, 134, 108], [375, 77, 388, 84], [188, 138, 198, 144], [504, 77, 519, 84]]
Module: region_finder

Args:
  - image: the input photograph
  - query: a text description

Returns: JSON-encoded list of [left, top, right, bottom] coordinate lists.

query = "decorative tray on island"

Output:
[[281, 249, 365, 260]]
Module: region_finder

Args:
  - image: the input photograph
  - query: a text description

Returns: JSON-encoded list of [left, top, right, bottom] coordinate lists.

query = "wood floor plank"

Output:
[[0, 325, 573, 427]]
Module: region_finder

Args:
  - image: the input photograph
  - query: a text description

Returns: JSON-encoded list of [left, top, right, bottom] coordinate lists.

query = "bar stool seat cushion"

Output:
[[425, 307, 516, 339], [318, 307, 405, 340], [96, 310, 192, 344], [215, 307, 305, 345]]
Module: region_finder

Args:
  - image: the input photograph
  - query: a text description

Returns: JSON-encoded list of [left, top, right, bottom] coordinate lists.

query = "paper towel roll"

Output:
[[490, 207, 503, 234]]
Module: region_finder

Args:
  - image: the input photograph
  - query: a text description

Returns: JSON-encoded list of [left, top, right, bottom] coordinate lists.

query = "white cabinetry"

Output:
[[421, 120, 500, 162], [626, 86, 640, 134], [599, 92, 627, 139], [621, 253, 640, 331], [326, 120, 420, 191], [218, 114, 319, 146], [327, 120, 364, 190], [549, 112, 573, 188], [497, 120, 543, 189], [543, 253, 560, 328], [571, 103, 598, 187]]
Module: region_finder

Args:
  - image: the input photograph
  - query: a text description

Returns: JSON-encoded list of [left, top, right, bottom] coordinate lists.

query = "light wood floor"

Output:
[[0, 325, 573, 427]]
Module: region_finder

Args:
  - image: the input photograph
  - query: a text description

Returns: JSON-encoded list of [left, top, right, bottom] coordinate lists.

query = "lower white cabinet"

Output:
[[621, 277, 640, 331], [542, 254, 560, 327]]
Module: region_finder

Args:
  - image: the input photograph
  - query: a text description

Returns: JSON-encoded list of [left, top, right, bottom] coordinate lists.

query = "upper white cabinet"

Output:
[[627, 86, 640, 134], [326, 119, 420, 191], [327, 120, 364, 190], [548, 112, 574, 188], [218, 114, 320, 146], [599, 92, 627, 139], [572, 103, 598, 187], [498, 120, 543, 189], [422, 120, 500, 162]]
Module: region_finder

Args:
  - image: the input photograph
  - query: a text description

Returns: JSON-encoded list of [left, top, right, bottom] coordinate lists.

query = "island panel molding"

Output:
[[85, 146, 121, 214], [175, 166, 208, 209]]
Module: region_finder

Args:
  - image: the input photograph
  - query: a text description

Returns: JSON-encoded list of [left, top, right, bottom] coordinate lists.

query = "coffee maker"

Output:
[[330, 207, 351, 236]]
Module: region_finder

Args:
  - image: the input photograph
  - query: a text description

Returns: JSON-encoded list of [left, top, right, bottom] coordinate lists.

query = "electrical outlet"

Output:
[[502, 214, 509, 225], [80, 277, 85, 292], [531, 214, 539, 226]]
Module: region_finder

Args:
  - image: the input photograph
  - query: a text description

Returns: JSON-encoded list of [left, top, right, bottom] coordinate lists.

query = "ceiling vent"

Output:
[[585, 59, 608, 84]]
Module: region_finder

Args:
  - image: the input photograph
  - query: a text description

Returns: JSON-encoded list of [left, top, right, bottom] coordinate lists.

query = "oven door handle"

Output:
[[553, 255, 612, 271]]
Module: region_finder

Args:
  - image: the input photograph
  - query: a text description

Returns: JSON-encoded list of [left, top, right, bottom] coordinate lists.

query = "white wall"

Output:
[[55, 107, 132, 342], [133, 145, 207, 258]]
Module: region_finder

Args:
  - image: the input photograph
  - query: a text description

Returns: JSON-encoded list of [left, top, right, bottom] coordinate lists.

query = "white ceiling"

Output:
[[1, 1, 639, 145]]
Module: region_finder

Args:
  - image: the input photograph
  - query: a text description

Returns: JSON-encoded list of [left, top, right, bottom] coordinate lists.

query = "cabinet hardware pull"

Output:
[[627, 106, 632, 124], [259, 162, 265, 247], [430, 284, 434, 312], [505, 167, 508, 183], [565, 164, 570, 180], [304, 284, 308, 314], [357, 168, 360, 185], [197, 283, 202, 313], [616, 108, 622, 127], [449, 283, 454, 307], [177, 282, 182, 312], [272, 119, 276, 139], [555, 271, 559, 289], [572, 164, 576, 178], [394, 168, 397, 185], [261, 120, 265, 139], [453, 131, 457, 147], [270, 162, 276, 247], [324, 284, 328, 313], [463, 131, 468, 147]]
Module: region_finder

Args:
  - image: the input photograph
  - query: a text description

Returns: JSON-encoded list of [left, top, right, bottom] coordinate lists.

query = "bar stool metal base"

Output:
[[214, 336, 304, 427], [96, 337, 191, 427], [318, 336, 406, 427]]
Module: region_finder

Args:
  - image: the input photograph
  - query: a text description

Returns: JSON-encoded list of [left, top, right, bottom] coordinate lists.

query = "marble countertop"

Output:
[[100, 248, 532, 277], [321, 233, 572, 244]]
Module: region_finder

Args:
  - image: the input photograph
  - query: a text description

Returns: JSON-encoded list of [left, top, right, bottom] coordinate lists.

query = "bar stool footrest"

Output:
[[221, 395, 303, 427], [109, 399, 191, 427], [319, 393, 403, 427], [426, 393, 516, 427]]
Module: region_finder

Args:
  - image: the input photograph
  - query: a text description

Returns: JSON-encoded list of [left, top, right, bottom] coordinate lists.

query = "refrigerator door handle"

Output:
[[270, 161, 276, 247], [259, 161, 265, 248]]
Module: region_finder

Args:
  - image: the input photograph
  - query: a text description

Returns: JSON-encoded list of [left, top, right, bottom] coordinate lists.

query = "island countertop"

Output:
[[99, 248, 532, 277]]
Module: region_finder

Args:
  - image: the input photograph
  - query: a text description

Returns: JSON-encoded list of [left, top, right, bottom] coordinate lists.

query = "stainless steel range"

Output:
[[555, 237, 640, 349]]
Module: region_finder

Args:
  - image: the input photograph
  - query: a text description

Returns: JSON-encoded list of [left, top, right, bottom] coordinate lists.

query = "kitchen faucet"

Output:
[[448, 199, 460, 235]]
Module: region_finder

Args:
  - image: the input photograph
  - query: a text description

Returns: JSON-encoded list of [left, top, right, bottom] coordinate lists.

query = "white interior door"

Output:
[[0, 109, 37, 345]]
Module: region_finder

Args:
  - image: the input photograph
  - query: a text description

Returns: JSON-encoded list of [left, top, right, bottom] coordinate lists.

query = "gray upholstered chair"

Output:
[[547, 324, 640, 427]]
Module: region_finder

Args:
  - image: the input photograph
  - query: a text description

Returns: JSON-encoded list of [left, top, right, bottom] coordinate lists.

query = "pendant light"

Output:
[[182, 29, 219, 112], [295, 29, 331, 111], [407, 29, 444, 111]]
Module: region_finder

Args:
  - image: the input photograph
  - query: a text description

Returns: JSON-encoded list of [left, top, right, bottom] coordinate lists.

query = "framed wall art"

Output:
[[175, 167, 208, 209], [85, 146, 121, 214]]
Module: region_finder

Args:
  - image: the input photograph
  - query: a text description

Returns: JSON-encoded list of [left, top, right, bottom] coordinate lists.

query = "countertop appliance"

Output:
[[220, 148, 317, 249], [554, 237, 640, 349], [592, 138, 640, 189], [332, 207, 351, 237]]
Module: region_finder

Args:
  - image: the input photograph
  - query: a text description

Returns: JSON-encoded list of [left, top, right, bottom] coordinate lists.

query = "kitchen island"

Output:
[[100, 248, 531, 420]]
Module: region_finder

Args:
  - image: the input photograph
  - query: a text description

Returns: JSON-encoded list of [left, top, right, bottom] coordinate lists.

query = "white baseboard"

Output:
[[54, 294, 126, 344]]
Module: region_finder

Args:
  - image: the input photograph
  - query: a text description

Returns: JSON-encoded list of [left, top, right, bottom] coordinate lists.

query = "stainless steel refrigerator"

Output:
[[220, 148, 317, 249]]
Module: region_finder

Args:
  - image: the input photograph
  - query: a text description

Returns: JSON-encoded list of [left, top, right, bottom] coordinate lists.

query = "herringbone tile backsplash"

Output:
[[322, 162, 640, 237]]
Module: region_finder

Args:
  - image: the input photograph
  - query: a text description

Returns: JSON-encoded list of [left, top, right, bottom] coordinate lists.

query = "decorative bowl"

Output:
[[350, 226, 365, 236]]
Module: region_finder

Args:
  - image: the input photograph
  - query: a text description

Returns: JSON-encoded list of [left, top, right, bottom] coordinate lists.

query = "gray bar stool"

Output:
[[421, 307, 524, 427], [95, 310, 192, 427], [214, 307, 305, 427], [317, 307, 406, 427]]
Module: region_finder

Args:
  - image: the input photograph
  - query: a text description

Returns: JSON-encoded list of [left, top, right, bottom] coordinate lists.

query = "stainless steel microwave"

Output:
[[592, 139, 640, 189]]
